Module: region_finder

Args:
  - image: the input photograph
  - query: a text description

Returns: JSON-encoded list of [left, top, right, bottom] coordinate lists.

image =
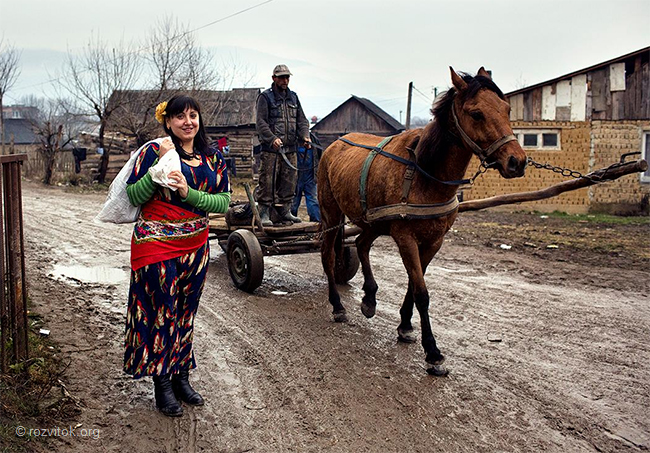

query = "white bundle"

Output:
[[148, 148, 181, 190]]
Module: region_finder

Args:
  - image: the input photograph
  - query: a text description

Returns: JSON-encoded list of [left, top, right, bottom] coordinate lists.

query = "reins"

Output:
[[338, 137, 471, 187]]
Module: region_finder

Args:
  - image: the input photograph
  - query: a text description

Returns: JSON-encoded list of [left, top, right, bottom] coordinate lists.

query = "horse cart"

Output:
[[209, 184, 361, 292]]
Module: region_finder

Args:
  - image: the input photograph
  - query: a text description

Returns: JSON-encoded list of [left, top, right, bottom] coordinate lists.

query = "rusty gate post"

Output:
[[0, 163, 5, 373], [1, 155, 28, 367]]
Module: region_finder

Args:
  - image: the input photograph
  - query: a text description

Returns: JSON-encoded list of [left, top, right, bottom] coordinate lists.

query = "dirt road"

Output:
[[21, 182, 649, 452]]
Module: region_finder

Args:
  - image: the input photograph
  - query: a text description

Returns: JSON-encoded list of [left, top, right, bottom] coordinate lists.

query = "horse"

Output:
[[317, 67, 527, 372]]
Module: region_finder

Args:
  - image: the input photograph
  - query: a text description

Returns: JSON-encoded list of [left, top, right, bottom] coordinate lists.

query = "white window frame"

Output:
[[642, 129, 650, 183], [513, 129, 561, 150]]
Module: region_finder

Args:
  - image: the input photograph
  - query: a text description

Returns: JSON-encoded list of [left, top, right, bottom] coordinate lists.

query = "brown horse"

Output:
[[317, 67, 527, 371]]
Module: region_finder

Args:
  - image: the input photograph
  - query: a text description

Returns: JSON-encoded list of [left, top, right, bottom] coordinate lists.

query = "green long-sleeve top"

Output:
[[126, 172, 231, 213]]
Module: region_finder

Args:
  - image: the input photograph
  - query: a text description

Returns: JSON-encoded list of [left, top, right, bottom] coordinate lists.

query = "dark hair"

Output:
[[161, 95, 211, 159]]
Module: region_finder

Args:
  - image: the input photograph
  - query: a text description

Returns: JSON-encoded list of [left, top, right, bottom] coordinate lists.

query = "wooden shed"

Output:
[[463, 47, 650, 215], [311, 95, 405, 151], [204, 87, 261, 177]]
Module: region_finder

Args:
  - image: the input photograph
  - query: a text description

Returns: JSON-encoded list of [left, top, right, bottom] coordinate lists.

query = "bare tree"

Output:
[[410, 116, 430, 128], [110, 17, 221, 147], [27, 97, 82, 185], [110, 16, 255, 147], [0, 37, 21, 155], [57, 34, 140, 183]]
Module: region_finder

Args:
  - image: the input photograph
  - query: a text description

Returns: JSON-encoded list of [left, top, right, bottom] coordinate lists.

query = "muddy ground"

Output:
[[15, 181, 650, 452]]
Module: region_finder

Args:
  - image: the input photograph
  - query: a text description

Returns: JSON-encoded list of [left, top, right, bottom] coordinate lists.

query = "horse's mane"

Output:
[[415, 73, 505, 171]]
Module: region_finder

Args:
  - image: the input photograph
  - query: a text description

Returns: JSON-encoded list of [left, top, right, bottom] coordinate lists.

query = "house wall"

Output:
[[462, 121, 593, 213], [589, 120, 650, 214], [462, 120, 650, 214], [508, 51, 649, 123], [313, 102, 398, 150], [206, 126, 257, 177]]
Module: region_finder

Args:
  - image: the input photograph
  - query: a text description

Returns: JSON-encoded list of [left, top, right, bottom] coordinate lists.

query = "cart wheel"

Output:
[[335, 246, 360, 284], [227, 229, 264, 292]]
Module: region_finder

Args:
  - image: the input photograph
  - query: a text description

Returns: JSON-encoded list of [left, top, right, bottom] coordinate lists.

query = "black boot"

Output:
[[153, 374, 183, 417], [258, 203, 273, 227], [171, 370, 205, 406], [277, 204, 301, 224]]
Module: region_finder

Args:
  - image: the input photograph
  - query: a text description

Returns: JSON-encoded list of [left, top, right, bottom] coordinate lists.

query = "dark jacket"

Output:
[[256, 83, 310, 150]]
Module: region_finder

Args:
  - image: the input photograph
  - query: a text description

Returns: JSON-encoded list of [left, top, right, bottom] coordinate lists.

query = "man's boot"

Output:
[[258, 203, 272, 227], [171, 370, 205, 406], [153, 374, 183, 417], [278, 204, 301, 224]]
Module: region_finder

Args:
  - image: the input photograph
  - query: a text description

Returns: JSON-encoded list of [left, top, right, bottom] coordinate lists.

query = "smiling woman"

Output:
[[122, 94, 232, 417]]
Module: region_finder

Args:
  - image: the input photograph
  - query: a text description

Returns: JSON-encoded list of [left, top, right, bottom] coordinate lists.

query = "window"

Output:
[[514, 129, 561, 150], [523, 134, 537, 146], [642, 131, 650, 183]]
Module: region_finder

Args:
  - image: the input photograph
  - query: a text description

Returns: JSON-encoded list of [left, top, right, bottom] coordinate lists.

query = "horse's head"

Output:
[[450, 67, 527, 178]]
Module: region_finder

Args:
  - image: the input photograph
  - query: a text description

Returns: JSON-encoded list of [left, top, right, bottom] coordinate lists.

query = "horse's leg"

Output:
[[319, 181, 347, 322], [356, 229, 380, 318], [393, 236, 444, 365], [397, 239, 443, 343], [397, 279, 417, 343]]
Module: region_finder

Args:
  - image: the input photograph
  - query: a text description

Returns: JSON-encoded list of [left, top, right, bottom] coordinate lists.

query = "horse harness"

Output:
[[338, 136, 460, 223], [338, 95, 518, 223]]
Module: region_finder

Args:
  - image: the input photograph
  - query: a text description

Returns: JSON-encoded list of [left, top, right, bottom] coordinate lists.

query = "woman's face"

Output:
[[166, 107, 200, 144]]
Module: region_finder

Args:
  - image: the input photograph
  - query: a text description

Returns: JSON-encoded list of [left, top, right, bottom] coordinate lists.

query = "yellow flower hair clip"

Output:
[[154, 101, 168, 124]]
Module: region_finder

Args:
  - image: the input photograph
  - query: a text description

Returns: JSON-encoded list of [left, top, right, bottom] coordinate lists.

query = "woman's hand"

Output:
[[167, 170, 189, 198], [159, 137, 175, 158]]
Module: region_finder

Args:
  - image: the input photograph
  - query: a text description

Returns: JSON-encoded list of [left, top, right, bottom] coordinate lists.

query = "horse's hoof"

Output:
[[426, 365, 449, 377], [360, 302, 375, 319], [333, 310, 348, 323], [397, 328, 417, 343], [425, 351, 445, 365]]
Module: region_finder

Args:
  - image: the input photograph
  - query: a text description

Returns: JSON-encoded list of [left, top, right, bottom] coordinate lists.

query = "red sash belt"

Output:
[[130, 199, 209, 271]]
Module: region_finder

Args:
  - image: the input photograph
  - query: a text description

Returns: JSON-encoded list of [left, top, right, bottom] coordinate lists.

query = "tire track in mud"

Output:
[[20, 182, 650, 452]]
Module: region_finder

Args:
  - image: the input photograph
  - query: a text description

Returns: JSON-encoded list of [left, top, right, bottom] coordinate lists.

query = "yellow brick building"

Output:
[[463, 47, 650, 215]]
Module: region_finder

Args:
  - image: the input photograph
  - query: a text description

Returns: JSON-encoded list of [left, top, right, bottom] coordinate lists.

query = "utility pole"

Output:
[[405, 81, 413, 130]]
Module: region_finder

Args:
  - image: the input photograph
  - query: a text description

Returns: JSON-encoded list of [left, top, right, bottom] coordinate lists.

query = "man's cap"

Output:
[[273, 64, 292, 77]]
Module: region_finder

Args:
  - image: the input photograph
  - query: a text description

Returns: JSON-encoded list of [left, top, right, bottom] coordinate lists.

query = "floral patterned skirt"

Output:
[[124, 241, 209, 378]]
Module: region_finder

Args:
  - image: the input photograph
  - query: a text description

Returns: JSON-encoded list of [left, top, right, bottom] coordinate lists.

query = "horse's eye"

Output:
[[469, 111, 484, 121]]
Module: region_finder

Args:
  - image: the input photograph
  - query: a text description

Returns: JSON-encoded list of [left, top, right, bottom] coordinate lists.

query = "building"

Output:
[[106, 87, 262, 177], [311, 95, 405, 151], [463, 47, 650, 214]]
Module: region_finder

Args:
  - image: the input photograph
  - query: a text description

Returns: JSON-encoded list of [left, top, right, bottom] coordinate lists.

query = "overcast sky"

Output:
[[1, 0, 648, 122]]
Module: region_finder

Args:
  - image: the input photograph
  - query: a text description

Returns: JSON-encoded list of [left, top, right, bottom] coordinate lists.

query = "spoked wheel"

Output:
[[226, 229, 264, 292], [334, 246, 360, 284]]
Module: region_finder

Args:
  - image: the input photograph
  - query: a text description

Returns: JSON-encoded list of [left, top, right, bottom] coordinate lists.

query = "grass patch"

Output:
[[539, 210, 650, 226], [0, 312, 80, 452]]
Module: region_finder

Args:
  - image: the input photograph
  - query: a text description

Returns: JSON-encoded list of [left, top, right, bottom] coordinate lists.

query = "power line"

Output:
[[412, 85, 432, 102], [10, 0, 276, 93], [189, 0, 275, 34]]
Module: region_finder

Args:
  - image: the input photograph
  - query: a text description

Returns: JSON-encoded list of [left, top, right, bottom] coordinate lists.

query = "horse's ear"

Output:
[[477, 67, 491, 79], [450, 67, 467, 91]]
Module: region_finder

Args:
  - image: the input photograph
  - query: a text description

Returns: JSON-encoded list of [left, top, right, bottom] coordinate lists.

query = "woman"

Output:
[[123, 95, 231, 417]]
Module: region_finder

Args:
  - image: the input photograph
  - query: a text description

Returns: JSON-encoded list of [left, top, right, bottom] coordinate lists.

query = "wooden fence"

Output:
[[0, 154, 28, 372]]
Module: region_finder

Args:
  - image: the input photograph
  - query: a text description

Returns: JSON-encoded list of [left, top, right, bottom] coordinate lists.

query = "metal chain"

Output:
[[526, 156, 628, 183]]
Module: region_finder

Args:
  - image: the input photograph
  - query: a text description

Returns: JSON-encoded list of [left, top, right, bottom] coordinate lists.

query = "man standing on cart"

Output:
[[255, 64, 311, 226]]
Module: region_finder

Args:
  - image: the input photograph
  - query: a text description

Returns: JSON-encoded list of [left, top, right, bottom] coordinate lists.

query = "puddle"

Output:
[[51, 264, 127, 285]]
